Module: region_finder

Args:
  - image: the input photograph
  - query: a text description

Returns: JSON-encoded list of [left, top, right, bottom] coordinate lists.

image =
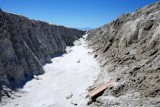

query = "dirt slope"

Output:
[[87, 2, 160, 107]]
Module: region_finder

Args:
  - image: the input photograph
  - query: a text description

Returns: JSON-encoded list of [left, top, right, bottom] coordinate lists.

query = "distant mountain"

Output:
[[76, 27, 94, 31]]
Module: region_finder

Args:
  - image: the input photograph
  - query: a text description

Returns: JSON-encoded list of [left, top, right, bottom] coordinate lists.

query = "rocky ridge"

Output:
[[87, 2, 160, 107], [0, 9, 84, 93]]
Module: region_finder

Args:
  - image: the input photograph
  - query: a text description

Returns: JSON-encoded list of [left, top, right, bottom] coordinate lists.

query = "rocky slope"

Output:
[[0, 9, 84, 91], [87, 2, 160, 107]]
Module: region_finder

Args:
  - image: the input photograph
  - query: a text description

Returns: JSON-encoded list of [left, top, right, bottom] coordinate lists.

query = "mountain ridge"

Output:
[[0, 9, 84, 90]]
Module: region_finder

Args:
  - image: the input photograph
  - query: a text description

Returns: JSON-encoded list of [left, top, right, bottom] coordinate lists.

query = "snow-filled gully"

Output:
[[1, 35, 101, 107]]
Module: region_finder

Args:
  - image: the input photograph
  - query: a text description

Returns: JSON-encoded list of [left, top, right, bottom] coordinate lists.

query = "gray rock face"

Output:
[[87, 2, 160, 107], [0, 10, 84, 89]]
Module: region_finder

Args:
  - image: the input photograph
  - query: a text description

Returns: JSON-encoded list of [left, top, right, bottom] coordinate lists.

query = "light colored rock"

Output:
[[65, 92, 73, 99], [33, 75, 40, 80], [86, 98, 93, 105], [66, 47, 73, 53]]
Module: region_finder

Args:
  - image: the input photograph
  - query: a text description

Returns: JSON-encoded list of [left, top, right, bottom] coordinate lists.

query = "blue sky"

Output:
[[0, 0, 159, 28]]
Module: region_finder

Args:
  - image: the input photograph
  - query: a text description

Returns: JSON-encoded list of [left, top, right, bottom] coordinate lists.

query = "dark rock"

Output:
[[94, 55, 98, 58], [0, 10, 84, 90]]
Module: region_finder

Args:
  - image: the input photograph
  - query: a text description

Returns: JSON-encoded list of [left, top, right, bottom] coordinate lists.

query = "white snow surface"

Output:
[[1, 36, 100, 107]]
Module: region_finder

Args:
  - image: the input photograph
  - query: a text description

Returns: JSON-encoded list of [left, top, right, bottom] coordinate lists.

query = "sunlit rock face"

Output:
[[0, 9, 84, 87], [87, 2, 160, 107]]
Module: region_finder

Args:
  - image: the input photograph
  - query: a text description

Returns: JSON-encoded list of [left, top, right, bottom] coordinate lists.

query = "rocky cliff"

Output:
[[0, 9, 84, 89], [87, 2, 160, 107]]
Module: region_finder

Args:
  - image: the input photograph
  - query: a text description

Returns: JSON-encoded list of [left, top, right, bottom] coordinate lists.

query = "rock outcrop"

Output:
[[0, 9, 84, 89], [87, 2, 160, 107]]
